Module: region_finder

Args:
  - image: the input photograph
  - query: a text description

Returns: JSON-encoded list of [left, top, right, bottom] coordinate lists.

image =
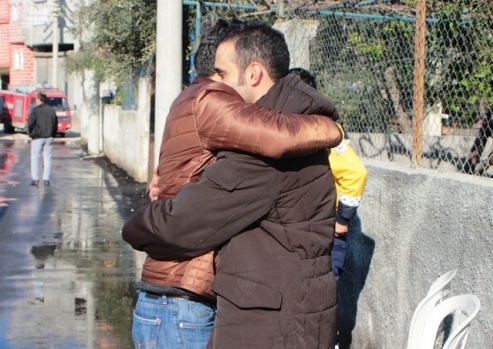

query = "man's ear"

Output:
[[248, 62, 263, 86]]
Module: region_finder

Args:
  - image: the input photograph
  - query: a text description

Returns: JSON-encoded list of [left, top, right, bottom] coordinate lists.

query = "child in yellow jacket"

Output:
[[329, 125, 367, 280]]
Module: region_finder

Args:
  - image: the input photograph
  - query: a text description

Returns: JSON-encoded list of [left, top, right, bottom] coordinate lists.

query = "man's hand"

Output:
[[335, 222, 349, 238], [148, 170, 159, 201]]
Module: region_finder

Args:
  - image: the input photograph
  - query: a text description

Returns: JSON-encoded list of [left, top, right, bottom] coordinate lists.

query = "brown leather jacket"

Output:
[[140, 75, 341, 300]]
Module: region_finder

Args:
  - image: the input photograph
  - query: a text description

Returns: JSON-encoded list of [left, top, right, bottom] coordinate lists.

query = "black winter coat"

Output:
[[122, 74, 339, 349], [28, 103, 58, 139]]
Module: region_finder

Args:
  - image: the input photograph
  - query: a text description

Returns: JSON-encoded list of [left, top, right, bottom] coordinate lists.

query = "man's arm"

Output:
[[122, 151, 277, 260], [194, 82, 342, 158], [51, 108, 58, 136], [27, 109, 37, 135]]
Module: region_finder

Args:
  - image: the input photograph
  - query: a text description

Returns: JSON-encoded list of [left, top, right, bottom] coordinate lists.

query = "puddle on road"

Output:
[[0, 140, 17, 209], [0, 139, 146, 349]]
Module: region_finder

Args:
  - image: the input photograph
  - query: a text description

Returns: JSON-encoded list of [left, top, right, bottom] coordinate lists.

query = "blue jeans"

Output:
[[31, 137, 54, 181], [132, 291, 216, 349], [332, 237, 348, 282]]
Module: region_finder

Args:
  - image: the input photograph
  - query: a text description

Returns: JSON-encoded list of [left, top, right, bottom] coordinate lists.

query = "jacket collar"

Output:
[[256, 74, 301, 110], [191, 76, 213, 85]]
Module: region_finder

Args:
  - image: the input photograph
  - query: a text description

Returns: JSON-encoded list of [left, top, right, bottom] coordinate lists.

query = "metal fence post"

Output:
[[413, 0, 426, 167]]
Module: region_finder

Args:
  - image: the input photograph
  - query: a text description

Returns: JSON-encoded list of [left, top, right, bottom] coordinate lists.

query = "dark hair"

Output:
[[220, 21, 290, 85], [37, 92, 47, 103], [194, 19, 243, 77], [289, 67, 317, 89]]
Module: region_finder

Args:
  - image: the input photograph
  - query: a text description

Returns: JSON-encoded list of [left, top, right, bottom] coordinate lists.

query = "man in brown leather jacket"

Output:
[[124, 22, 340, 349], [126, 20, 341, 349]]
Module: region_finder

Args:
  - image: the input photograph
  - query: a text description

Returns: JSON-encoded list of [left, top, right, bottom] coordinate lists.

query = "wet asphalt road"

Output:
[[0, 131, 147, 348]]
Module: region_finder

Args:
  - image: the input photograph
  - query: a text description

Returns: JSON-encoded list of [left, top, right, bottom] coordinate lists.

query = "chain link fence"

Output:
[[184, 1, 493, 177]]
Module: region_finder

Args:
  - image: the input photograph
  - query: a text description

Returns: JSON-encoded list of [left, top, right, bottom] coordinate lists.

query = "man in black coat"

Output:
[[124, 22, 341, 349], [27, 92, 58, 186]]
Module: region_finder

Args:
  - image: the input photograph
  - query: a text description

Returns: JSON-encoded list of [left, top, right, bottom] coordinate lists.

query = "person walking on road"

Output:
[[28, 92, 58, 186]]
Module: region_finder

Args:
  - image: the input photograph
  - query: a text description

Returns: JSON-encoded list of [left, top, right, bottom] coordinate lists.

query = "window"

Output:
[[11, 4, 18, 21], [33, 3, 49, 26], [46, 97, 68, 111], [15, 99, 23, 119], [14, 51, 23, 70]]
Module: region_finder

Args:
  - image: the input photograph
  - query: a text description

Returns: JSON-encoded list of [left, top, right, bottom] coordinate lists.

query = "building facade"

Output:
[[0, 0, 74, 93]]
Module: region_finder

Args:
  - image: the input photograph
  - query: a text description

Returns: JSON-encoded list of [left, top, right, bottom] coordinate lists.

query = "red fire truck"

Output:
[[0, 85, 72, 136]]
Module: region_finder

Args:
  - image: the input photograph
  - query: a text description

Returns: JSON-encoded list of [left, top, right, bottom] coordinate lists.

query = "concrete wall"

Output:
[[23, 0, 76, 47], [339, 159, 493, 348], [102, 79, 150, 182]]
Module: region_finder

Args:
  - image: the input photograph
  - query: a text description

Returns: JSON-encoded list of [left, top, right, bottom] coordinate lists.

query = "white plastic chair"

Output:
[[407, 269, 458, 349], [419, 294, 480, 349]]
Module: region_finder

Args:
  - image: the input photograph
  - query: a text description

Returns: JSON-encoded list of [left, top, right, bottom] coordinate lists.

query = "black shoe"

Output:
[[44, 180, 50, 186], [30, 180, 39, 186]]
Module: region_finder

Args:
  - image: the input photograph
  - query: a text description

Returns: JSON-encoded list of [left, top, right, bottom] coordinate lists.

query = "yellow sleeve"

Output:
[[329, 137, 368, 205]]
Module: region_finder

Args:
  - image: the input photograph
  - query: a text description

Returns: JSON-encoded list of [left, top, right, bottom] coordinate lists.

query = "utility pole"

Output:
[[52, 0, 59, 89], [153, 0, 183, 171]]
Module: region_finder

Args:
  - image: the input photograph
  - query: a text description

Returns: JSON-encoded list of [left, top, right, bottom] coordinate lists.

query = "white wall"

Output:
[[339, 160, 493, 348], [102, 78, 150, 182]]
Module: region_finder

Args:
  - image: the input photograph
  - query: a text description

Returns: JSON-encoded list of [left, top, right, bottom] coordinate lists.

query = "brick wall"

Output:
[[0, 24, 10, 69], [0, 1, 8, 24], [8, 2, 23, 44], [10, 44, 34, 87], [0, 0, 10, 69], [1, 1, 36, 88]]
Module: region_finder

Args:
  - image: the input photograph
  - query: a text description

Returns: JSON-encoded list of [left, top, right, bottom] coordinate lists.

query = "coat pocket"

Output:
[[212, 271, 282, 309], [203, 159, 243, 191]]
